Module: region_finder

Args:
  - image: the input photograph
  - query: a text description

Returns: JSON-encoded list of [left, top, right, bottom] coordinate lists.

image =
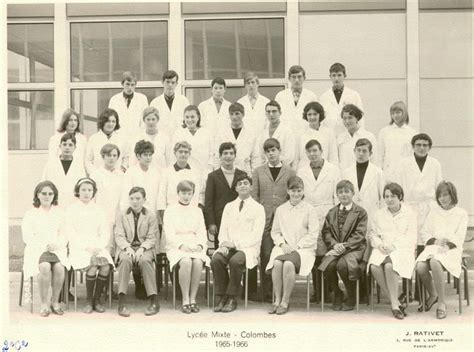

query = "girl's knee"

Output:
[[38, 262, 51, 274]]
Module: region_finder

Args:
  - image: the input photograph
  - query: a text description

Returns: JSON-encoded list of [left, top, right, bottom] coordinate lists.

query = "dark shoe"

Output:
[[276, 305, 289, 315], [436, 308, 447, 319], [399, 305, 408, 317], [392, 308, 405, 320], [181, 304, 192, 314], [190, 303, 200, 313], [83, 303, 93, 314], [418, 296, 438, 312], [332, 293, 343, 311], [50, 304, 64, 315], [398, 293, 407, 306], [221, 298, 237, 313], [342, 302, 355, 311], [93, 302, 105, 313], [214, 296, 227, 313], [145, 303, 159, 316], [268, 304, 279, 314], [118, 305, 131, 317], [39, 307, 50, 317]]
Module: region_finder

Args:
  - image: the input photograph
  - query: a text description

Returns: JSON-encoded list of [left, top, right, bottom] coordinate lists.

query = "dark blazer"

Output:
[[251, 164, 296, 229], [204, 167, 247, 230], [318, 203, 368, 280]]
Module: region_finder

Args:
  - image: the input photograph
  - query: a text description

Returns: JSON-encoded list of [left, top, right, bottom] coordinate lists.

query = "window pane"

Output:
[[70, 21, 168, 82], [8, 24, 54, 83], [185, 19, 284, 80], [71, 88, 163, 137], [185, 86, 284, 106], [8, 91, 54, 150]]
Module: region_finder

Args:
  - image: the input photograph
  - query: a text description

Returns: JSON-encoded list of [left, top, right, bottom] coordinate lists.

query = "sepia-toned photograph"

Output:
[[1, 0, 473, 351]]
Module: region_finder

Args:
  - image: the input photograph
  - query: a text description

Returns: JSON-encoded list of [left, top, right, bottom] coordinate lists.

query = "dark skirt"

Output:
[[275, 252, 302, 274], [38, 252, 60, 264]]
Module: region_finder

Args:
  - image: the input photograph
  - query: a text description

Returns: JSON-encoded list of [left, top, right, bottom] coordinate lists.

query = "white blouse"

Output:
[[84, 130, 129, 175], [337, 127, 379, 171], [120, 164, 160, 214], [128, 129, 172, 171], [172, 127, 214, 173], [90, 167, 124, 224]]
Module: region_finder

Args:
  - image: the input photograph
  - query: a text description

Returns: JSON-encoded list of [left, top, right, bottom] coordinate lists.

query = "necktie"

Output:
[[239, 200, 244, 212], [123, 92, 133, 108]]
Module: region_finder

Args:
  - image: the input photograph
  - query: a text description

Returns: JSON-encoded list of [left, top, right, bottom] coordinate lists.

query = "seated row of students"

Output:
[[23, 174, 467, 320]]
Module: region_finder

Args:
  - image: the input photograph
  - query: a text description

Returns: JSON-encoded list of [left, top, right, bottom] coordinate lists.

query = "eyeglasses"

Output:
[[40, 192, 54, 196]]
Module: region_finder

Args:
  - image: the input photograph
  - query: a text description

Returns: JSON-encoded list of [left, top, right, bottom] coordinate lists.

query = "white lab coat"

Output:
[[42, 157, 86, 208], [150, 93, 190, 138], [294, 126, 338, 169], [337, 127, 379, 171], [395, 155, 443, 243], [120, 164, 160, 214], [256, 122, 296, 167], [266, 201, 319, 276], [342, 162, 385, 229], [378, 123, 417, 182], [237, 94, 270, 133], [319, 86, 364, 136], [368, 204, 417, 279], [171, 127, 214, 174], [84, 130, 129, 175], [156, 164, 204, 210], [274, 88, 318, 132], [128, 129, 172, 171], [416, 206, 468, 278], [213, 124, 260, 175], [108, 91, 149, 138], [48, 132, 88, 163], [217, 197, 265, 269], [164, 203, 210, 268], [90, 167, 124, 226], [65, 200, 114, 269], [21, 206, 70, 278], [198, 97, 231, 136]]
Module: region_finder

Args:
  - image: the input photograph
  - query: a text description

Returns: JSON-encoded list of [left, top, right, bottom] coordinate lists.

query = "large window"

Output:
[[70, 21, 168, 82], [71, 88, 163, 137], [8, 23, 54, 83], [185, 18, 284, 80], [8, 91, 54, 150]]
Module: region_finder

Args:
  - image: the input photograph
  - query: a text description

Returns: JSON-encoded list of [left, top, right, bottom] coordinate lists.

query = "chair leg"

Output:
[[74, 270, 78, 312], [109, 271, 113, 309], [376, 283, 381, 304], [463, 267, 469, 306], [306, 275, 310, 312], [80, 271, 84, 284], [321, 274, 324, 312], [447, 272, 450, 284], [206, 268, 210, 308], [356, 280, 360, 312], [244, 268, 248, 310], [172, 266, 176, 310], [370, 273, 374, 312], [64, 268, 69, 309], [165, 264, 169, 301], [30, 277, 34, 314], [19, 270, 24, 307], [458, 275, 462, 315]]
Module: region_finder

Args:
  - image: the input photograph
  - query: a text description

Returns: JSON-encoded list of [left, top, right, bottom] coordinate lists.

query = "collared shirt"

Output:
[[248, 94, 258, 108], [339, 202, 353, 211], [126, 207, 147, 246], [332, 86, 344, 104], [309, 158, 324, 180], [123, 92, 134, 108], [173, 162, 191, 171], [164, 94, 175, 110], [221, 166, 236, 187], [268, 162, 283, 181]]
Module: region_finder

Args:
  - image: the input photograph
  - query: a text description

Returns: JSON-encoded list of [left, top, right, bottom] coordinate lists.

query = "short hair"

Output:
[[435, 181, 458, 207], [211, 77, 226, 88], [121, 71, 137, 84], [411, 133, 433, 148], [305, 139, 322, 151], [100, 143, 121, 158], [174, 141, 192, 153], [57, 108, 83, 133], [129, 186, 146, 198], [73, 177, 97, 198], [287, 176, 304, 190], [162, 70, 179, 82], [336, 180, 355, 194], [341, 104, 364, 121], [303, 101, 326, 123], [265, 100, 281, 113], [389, 101, 409, 124], [235, 174, 252, 186], [229, 102, 245, 115], [97, 108, 120, 131], [243, 71, 259, 85], [355, 138, 373, 152], [263, 138, 281, 152], [329, 62, 346, 76], [177, 180, 195, 194], [219, 142, 237, 156], [288, 65, 306, 78], [142, 106, 160, 121], [383, 182, 404, 201], [134, 140, 155, 156], [182, 105, 202, 128], [32, 180, 59, 208], [60, 133, 77, 146]]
